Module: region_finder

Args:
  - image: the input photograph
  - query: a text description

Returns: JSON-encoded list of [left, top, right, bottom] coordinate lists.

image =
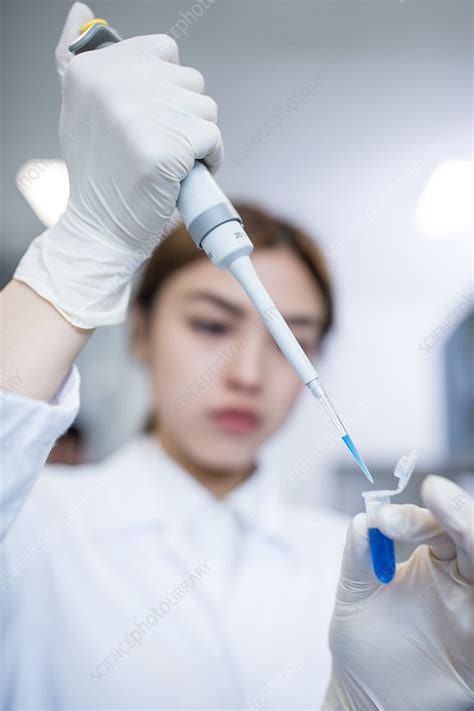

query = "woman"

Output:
[[3, 198, 350, 709], [2, 4, 472, 710]]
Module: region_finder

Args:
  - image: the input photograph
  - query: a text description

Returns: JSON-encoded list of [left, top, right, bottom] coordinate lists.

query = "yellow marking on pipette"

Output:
[[79, 19, 109, 35]]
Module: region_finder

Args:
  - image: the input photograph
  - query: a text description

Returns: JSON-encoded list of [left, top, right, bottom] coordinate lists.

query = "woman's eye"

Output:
[[300, 341, 318, 356], [189, 319, 230, 335], [271, 335, 313, 355]]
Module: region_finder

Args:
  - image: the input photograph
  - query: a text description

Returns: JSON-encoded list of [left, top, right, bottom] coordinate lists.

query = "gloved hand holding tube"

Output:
[[14, 2, 223, 329], [323, 475, 474, 710]]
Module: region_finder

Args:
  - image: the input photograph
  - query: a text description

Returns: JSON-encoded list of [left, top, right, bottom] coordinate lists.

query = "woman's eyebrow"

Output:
[[182, 290, 323, 328], [285, 316, 323, 329], [181, 290, 245, 317]]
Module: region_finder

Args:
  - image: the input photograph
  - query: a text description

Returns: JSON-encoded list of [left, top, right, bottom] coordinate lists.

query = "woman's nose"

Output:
[[224, 333, 266, 393]]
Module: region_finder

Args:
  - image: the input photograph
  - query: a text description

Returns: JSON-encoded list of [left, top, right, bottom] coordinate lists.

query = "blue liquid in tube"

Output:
[[368, 528, 396, 584]]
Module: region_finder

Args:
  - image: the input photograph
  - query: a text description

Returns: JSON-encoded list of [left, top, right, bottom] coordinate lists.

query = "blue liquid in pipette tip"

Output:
[[368, 528, 396, 583], [342, 434, 374, 483]]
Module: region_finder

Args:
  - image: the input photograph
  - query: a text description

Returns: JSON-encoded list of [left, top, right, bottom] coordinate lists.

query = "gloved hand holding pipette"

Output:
[[14, 2, 223, 329], [323, 474, 474, 710]]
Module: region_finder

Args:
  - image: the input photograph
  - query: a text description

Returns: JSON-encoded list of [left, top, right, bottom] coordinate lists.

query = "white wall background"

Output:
[[2, 0, 472, 508]]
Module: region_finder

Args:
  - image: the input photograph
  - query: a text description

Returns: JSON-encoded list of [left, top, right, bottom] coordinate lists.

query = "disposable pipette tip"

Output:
[[342, 434, 374, 484]]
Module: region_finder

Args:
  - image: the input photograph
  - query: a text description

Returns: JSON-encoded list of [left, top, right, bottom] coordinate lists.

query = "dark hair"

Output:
[[134, 202, 334, 339]]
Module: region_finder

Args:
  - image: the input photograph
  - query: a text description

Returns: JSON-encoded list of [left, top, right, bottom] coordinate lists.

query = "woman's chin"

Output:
[[188, 441, 257, 475], [157, 423, 261, 477]]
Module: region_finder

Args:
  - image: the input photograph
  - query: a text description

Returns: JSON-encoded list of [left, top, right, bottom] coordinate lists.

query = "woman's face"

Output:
[[134, 247, 327, 476]]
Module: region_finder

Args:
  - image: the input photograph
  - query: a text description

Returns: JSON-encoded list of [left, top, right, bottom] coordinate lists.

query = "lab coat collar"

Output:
[[91, 434, 290, 547]]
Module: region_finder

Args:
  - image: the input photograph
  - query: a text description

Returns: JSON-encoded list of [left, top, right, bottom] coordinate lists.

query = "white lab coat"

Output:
[[1, 367, 349, 710]]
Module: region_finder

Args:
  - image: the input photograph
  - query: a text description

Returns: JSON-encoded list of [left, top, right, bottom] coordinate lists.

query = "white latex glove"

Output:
[[14, 2, 222, 329], [323, 475, 474, 710]]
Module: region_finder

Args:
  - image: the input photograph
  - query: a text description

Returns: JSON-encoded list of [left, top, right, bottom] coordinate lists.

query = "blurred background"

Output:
[[2, 0, 472, 516]]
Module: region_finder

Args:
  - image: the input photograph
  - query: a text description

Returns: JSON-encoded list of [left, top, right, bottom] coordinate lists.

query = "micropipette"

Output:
[[69, 19, 374, 485]]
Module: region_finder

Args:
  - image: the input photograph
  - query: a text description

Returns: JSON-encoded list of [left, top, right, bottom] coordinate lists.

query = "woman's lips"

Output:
[[210, 409, 261, 434]]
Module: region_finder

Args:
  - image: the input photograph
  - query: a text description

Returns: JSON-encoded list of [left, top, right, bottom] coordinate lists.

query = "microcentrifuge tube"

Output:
[[365, 494, 396, 583], [362, 450, 418, 585]]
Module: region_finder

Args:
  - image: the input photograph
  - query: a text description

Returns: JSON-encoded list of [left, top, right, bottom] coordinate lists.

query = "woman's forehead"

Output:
[[167, 248, 325, 315]]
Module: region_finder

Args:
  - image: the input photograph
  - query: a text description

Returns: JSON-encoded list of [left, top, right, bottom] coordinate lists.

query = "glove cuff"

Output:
[[14, 218, 141, 329]]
